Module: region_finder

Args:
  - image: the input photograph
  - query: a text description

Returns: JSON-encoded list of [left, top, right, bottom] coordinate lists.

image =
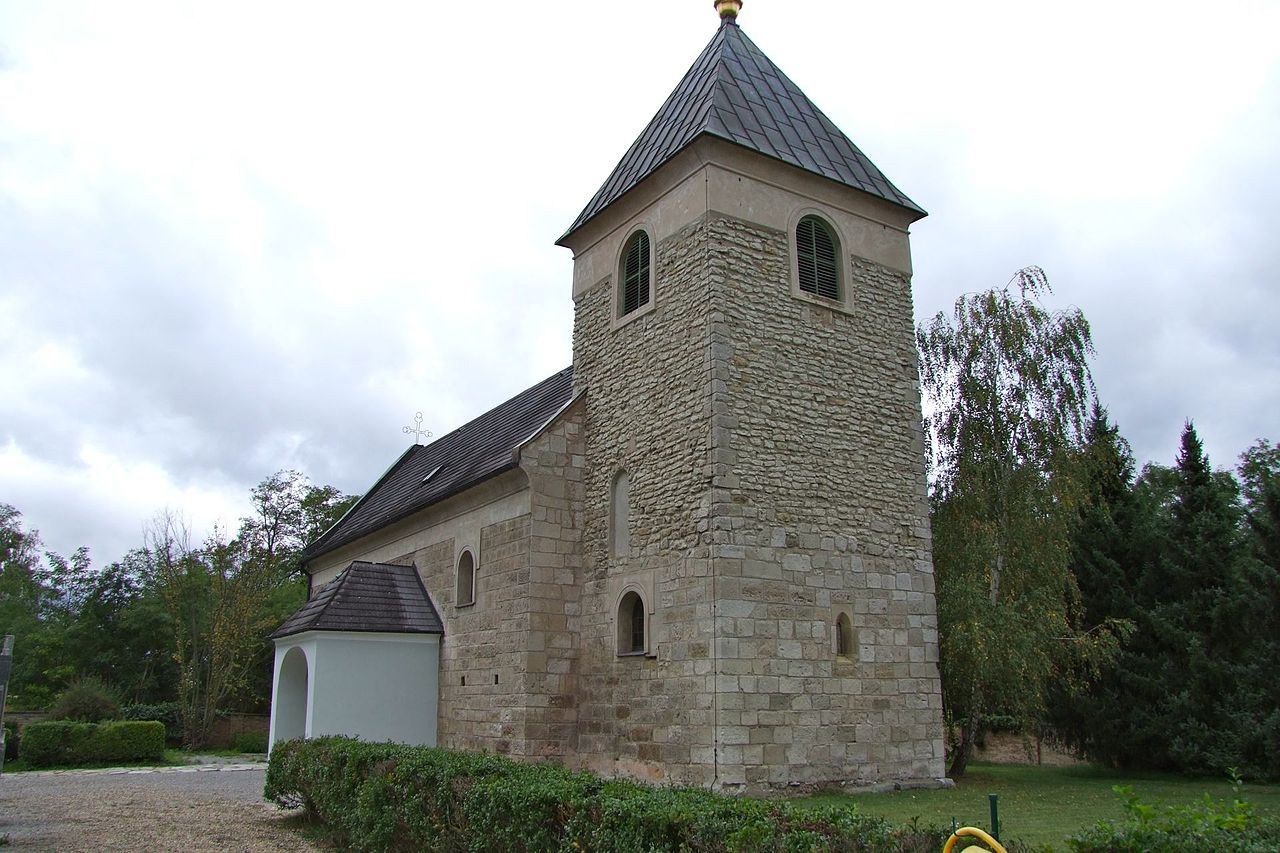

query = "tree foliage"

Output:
[[0, 470, 355, 748], [0, 504, 48, 705], [918, 267, 1122, 776], [146, 470, 355, 747], [1054, 425, 1280, 779]]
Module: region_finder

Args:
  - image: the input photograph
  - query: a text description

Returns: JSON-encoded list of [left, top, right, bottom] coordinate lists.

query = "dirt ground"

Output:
[[0, 765, 320, 852]]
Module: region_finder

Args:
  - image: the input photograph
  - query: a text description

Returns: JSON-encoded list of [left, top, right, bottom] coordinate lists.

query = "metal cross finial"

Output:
[[403, 412, 433, 445]]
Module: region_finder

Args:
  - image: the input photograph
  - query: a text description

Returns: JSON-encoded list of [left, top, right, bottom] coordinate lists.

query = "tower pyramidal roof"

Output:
[[561, 15, 924, 242]]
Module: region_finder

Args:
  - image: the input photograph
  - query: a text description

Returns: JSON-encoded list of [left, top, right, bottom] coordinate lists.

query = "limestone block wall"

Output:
[[570, 217, 719, 787], [517, 401, 587, 760], [419, 516, 534, 756], [567, 204, 943, 793], [706, 212, 944, 789]]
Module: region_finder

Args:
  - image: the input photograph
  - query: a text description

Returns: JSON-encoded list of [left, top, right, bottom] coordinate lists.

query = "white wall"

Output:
[[270, 630, 440, 750]]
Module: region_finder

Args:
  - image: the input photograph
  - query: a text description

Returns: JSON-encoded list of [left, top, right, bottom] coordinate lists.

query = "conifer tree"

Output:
[[1093, 424, 1264, 774], [1237, 440, 1280, 776], [1047, 405, 1139, 758]]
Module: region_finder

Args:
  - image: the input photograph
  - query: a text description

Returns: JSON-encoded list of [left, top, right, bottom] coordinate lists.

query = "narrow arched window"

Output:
[[836, 612, 853, 656], [617, 590, 646, 655], [610, 470, 630, 557], [619, 230, 651, 317], [796, 216, 839, 300], [456, 550, 476, 607]]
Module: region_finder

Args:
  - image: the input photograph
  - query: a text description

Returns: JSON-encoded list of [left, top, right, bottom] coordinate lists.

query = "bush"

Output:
[[3, 721, 17, 762], [233, 731, 268, 753], [266, 737, 948, 853], [22, 720, 165, 768], [121, 702, 182, 743], [47, 679, 120, 723], [1066, 780, 1280, 853]]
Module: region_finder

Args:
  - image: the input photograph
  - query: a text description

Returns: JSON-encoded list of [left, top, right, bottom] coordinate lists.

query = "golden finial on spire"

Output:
[[715, 0, 743, 22]]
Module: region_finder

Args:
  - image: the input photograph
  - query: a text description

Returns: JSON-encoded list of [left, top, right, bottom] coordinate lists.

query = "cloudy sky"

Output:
[[2, 0, 1277, 562]]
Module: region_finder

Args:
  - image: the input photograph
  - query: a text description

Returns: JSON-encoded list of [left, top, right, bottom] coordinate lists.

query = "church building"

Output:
[[268, 0, 946, 794]]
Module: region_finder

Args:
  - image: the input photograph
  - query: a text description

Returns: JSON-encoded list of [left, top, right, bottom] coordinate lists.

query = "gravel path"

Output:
[[0, 764, 322, 852]]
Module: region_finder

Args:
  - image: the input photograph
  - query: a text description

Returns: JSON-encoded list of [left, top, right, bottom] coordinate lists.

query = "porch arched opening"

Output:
[[274, 646, 309, 744]]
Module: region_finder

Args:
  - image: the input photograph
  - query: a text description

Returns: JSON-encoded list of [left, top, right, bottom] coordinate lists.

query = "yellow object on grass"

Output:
[[942, 826, 1008, 853]]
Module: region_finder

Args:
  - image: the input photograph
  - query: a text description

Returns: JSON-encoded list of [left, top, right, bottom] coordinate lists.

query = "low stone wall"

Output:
[[973, 732, 1083, 767], [208, 713, 269, 749], [4, 711, 47, 730]]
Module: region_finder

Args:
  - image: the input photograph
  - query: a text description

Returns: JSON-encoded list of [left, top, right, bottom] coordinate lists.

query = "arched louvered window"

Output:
[[619, 230, 651, 317], [796, 215, 840, 300]]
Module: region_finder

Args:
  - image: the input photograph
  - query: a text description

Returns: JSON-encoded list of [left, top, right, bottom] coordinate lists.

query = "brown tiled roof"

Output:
[[302, 366, 574, 563], [560, 20, 924, 242], [271, 561, 443, 639]]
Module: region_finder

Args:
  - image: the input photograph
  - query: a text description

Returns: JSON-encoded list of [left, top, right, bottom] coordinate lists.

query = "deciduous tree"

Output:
[[917, 267, 1121, 776], [147, 471, 357, 744]]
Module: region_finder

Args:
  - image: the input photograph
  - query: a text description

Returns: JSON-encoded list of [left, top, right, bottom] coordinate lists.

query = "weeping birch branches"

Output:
[[917, 267, 1118, 776]]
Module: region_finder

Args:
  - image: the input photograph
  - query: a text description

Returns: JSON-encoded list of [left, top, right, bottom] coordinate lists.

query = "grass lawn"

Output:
[[806, 762, 1280, 850]]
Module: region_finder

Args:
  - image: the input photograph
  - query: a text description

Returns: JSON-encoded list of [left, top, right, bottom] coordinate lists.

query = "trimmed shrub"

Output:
[[47, 679, 119, 723], [121, 702, 182, 743], [22, 720, 165, 768], [266, 737, 948, 853], [233, 731, 268, 753], [21, 721, 95, 766], [3, 720, 17, 762]]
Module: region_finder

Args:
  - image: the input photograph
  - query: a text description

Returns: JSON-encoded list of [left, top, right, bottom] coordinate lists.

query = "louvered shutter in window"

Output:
[[621, 231, 651, 316], [797, 216, 839, 300]]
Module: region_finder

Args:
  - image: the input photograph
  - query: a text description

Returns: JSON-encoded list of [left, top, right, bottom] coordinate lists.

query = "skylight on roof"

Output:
[[422, 465, 443, 485]]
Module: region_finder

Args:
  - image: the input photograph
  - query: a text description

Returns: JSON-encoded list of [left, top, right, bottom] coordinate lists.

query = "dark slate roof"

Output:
[[560, 21, 924, 242], [271, 561, 444, 639], [302, 366, 575, 562]]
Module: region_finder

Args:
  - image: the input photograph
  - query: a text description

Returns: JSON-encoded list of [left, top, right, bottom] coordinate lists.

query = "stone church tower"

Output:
[[556, 2, 945, 791]]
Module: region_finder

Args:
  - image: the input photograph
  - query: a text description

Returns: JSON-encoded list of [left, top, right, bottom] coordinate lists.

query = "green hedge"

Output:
[[22, 720, 165, 767], [265, 737, 948, 853]]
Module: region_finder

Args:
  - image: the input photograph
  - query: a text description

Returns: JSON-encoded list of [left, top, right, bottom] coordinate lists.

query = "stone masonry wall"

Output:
[[518, 402, 587, 760], [415, 517, 535, 755], [706, 213, 945, 790], [568, 208, 944, 793], [570, 217, 719, 787]]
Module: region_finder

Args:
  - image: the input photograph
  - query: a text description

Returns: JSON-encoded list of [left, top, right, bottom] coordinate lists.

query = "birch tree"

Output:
[[918, 267, 1119, 776]]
